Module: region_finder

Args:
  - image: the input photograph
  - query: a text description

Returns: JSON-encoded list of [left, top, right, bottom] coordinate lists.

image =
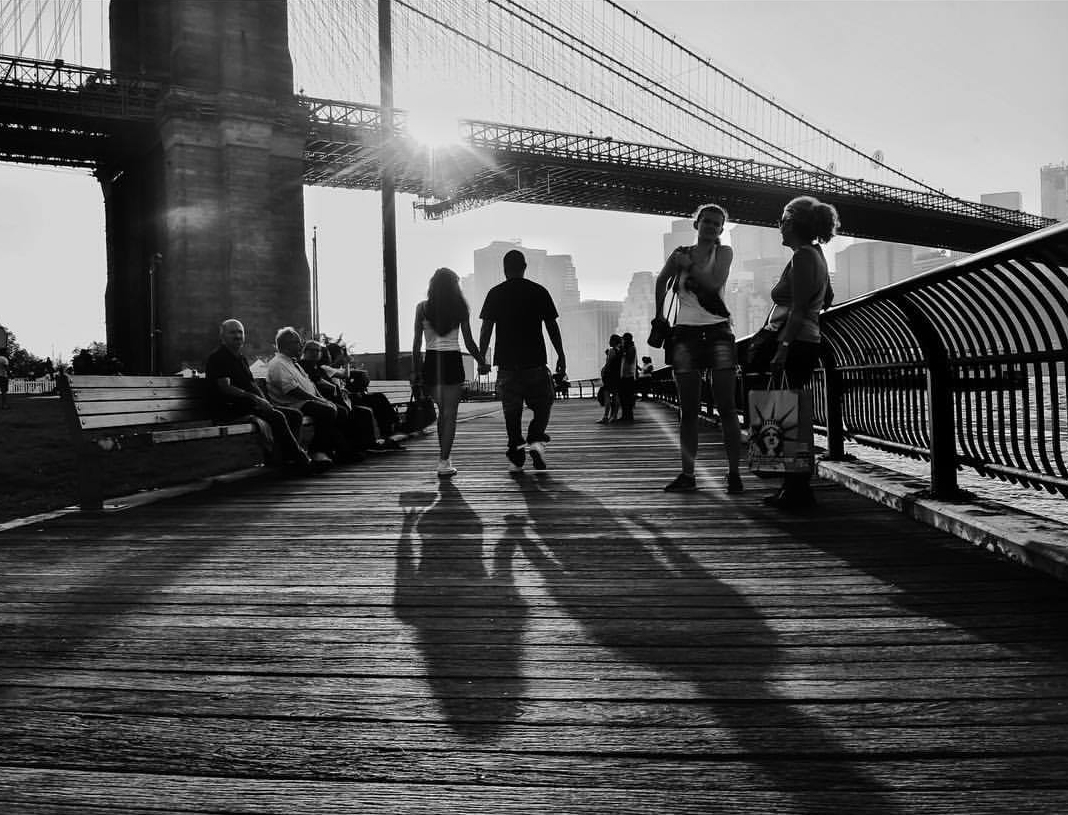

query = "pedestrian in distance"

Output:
[[479, 249, 567, 472], [747, 195, 837, 511], [617, 332, 638, 422], [597, 334, 622, 424], [652, 203, 744, 493], [411, 267, 490, 478]]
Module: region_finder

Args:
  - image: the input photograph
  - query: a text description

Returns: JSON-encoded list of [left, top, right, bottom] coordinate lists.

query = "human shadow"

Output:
[[512, 472, 900, 813], [394, 480, 527, 740]]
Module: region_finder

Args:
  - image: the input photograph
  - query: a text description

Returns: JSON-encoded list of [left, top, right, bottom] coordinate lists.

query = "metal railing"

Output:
[[0, 54, 159, 121], [740, 220, 1068, 499]]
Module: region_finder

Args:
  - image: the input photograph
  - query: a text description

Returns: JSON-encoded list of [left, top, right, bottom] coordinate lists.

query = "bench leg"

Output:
[[77, 442, 105, 511]]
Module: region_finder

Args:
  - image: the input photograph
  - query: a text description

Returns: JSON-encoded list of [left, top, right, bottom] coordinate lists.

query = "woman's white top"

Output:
[[672, 245, 729, 328], [422, 314, 460, 352]]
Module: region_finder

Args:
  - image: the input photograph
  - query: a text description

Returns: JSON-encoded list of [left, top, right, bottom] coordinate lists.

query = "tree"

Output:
[[0, 325, 44, 377]]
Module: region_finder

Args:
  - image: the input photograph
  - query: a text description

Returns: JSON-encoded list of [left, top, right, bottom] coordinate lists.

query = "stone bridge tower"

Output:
[[104, 0, 309, 373]]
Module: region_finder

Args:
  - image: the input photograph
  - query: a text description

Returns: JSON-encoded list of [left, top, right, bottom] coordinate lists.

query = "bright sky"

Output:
[[1, 0, 1065, 361]]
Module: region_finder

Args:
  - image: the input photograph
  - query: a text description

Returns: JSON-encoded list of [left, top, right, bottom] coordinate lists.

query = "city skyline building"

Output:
[[980, 191, 1023, 212], [725, 224, 793, 336], [834, 241, 915, 302], [616, 272, 659, 366], [561, 299, 624, 380], [1040, 163, 1068, 222]]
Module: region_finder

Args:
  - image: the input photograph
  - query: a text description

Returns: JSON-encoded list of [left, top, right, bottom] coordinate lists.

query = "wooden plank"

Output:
[[67, 386, 204, 403], [65, 375, 200, 390], [4, 768, 1064, 815], [78, 409, 207, 430], [71, 397, 204, 416]]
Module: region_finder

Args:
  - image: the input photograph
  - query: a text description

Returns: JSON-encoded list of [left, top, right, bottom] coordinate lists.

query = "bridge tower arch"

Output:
[[104, 0, 309, 373]]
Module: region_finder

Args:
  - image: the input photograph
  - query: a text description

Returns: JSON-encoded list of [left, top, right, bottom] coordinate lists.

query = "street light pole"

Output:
[[379, 0, 400, 379]]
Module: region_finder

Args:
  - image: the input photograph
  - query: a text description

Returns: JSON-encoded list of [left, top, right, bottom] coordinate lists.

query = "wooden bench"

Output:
[[57, 374, 315, 511], [58, 375, 428, 511]]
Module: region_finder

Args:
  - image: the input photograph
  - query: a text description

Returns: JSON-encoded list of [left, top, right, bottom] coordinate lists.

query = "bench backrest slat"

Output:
[[64, 375, 201, 390], [73, 397, 205, 416], [66, 386, 208, 402], [77, 409, 210, 431]]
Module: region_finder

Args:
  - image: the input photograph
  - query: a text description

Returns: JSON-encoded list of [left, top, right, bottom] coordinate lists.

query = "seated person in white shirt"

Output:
[[266, 327, 340, 465]]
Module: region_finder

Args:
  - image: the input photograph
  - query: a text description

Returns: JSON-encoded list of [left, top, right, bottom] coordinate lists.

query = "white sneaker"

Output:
[[311, 451, 333, 464], [437, 459, 457, 477], [527, 441, 547, 470]]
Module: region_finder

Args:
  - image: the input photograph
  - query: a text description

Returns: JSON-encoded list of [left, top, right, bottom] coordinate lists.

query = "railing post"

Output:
[[899, 299, 959, 498], [820, 343, 847, 461]]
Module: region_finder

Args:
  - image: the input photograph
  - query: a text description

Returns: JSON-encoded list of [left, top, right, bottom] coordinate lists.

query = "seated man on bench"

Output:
[[266, 327, 342, 466], [205, 318, 312, 470]]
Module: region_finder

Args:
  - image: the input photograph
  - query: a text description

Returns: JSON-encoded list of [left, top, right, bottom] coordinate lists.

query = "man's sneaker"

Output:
[[437, 459, 457, 478], [726, 471, 744, 494], [506, 447, 526, 473], [527, 440, 548, 471], [311, 451, 333, 464], [664, 472, 697, 492]]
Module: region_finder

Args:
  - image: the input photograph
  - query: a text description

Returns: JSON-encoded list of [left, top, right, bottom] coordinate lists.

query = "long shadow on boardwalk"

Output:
[[394, 481, 528, 739], [511, 472, 899, 815], [0, 512, 220, 699]]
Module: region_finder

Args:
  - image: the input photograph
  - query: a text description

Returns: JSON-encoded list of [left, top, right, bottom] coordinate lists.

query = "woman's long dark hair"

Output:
[[424, 267, 470, 336]]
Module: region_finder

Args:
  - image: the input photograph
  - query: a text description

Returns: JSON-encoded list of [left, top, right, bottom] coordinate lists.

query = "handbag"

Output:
[[402, 386, 437, 433], [647, 278, 678, 349], [747, 373, 815, 476]]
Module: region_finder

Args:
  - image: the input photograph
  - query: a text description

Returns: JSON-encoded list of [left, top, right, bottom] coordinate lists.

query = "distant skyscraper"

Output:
[[560, 300, 623, 380], [725, 224, 791, 336], [466, 239, 581, 319], [834, 242, 914, 302], [617, 272, 658, 365], [663, 219, 693, 260], [1040, 163, 1068, 222], [980, 191, 1023, 212]]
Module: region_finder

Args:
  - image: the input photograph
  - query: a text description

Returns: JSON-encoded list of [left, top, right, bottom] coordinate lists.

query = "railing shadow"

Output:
[[510, 472, 900, 814], [699, 481, 1068, 663], [394, 481, 527, 740]]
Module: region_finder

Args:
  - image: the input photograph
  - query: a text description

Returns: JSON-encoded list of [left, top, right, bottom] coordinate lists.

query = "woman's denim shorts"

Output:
[[670, 323, 737, 374]]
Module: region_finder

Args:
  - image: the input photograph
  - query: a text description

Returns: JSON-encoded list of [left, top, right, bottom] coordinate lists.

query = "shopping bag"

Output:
[[747, 382, 815, 475], [402, 387, 437, 433]]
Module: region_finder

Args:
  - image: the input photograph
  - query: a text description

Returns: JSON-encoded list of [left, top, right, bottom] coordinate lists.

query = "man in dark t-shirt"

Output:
[[479, 249, 567, 472], [205, 319, 311, 469]]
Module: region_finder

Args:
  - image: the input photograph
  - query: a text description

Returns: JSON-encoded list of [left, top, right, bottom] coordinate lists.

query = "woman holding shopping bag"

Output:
[[652, 203, 743, 493], [748, 195, 837, 510], [411, 267, 490, 477]]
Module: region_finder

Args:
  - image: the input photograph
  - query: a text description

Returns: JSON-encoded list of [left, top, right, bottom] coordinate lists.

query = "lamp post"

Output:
[[379, 0, 400, 379]]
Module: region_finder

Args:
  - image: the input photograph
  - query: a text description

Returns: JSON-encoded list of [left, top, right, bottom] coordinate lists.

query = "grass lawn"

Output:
[[0, 394, 266, 524]]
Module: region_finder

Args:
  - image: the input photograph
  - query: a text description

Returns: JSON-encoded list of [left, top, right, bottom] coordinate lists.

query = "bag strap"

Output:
[[662, 276, 679, 327]]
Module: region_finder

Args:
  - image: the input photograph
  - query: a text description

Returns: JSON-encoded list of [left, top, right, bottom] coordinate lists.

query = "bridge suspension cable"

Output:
[[0, 0, 106, 67], [288, 0, 952, 198]]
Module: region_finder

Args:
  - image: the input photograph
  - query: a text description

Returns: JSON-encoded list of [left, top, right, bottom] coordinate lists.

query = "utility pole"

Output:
[[311, 225, 320, 337], [379, 0, 400, 378]]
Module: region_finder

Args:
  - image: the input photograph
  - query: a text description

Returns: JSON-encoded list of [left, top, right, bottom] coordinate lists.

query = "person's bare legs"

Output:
[[431, 383, 463, 461], [674, 371, 702, 476], [710, 367, 742, 476]]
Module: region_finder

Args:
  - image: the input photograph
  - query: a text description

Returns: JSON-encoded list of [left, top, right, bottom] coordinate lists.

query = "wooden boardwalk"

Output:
[[3, 398, 1068, 814]]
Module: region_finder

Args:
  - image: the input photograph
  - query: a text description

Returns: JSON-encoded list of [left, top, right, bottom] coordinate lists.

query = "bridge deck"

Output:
[[3, 399, 1068, 814]]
